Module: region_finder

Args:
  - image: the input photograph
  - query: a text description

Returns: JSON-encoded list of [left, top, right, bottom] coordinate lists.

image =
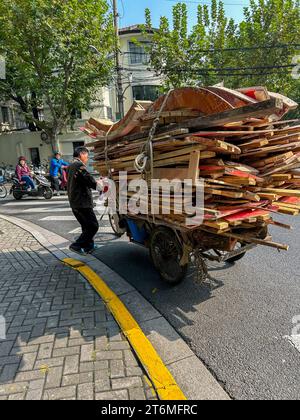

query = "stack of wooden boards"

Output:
[[84, 86, 300, 250]]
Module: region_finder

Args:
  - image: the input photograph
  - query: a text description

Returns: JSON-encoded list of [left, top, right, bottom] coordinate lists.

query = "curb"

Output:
[[0, 213, 230, 401]]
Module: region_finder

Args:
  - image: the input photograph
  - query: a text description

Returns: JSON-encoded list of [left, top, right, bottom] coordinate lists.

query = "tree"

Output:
[[0, 0, 115, 151], [143, 1, 234, 88], [232, 0, 300, 103], [144, 0, 300, 110]]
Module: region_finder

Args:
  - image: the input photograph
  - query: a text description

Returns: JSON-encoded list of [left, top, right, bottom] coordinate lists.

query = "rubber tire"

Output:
[[149, 227, 187, 285], [109, 214, 126, 237], [43, 187, 53, 200], [13, 190, 23, 200]]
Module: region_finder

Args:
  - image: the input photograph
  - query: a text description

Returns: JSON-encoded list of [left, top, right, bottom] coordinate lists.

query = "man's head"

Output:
[[54, 152, 62, 160], [74, 146, 89, 165]]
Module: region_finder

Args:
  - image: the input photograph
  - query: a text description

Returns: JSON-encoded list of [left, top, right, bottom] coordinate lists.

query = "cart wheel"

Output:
[[150, 227, 187, 285]]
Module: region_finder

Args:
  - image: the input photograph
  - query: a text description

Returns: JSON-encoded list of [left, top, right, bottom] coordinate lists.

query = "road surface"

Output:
[[1, 193, 300, 400]]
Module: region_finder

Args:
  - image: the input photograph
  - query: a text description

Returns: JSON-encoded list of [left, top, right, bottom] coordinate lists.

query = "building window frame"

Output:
[[1, 106, 10, 124], [132, 85, 160, 102], [128, 41, 150, 65]]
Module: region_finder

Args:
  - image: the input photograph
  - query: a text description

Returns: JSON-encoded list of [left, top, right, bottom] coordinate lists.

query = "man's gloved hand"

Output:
[[96, 177, 109, 193]]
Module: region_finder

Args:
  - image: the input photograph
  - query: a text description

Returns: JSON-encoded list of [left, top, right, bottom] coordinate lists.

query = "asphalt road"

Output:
[[1, 193, 300, 400]]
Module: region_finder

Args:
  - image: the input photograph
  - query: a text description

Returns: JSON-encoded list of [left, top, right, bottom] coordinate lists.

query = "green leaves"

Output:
[[144, 0, 300, 111], [0, 0, 115, 145]]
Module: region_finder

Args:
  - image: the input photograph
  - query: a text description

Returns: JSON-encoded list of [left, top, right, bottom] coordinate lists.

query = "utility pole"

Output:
[[112, 0, 124, 119]]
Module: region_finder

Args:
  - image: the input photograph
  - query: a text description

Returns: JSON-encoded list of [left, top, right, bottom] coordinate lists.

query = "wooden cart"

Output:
[[107, 211, 266, 285]]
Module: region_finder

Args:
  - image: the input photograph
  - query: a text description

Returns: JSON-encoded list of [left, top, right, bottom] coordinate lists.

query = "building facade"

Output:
[[0, 100, 27, 132], [110, 25, 163, 119]]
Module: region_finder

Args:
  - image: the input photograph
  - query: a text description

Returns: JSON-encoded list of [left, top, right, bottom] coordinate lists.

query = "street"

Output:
[[1, 194, 300, 400]]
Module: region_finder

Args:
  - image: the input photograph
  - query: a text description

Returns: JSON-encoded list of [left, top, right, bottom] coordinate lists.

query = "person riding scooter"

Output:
[[16, 156, 36, 191], [49, 152, 69, 196]]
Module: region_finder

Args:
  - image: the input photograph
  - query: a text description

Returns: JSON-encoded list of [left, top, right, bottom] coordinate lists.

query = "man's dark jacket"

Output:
[[67, 159, 97, 209]]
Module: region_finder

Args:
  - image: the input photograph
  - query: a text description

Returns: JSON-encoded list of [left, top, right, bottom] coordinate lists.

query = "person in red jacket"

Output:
[[16, 157, 36, 191]]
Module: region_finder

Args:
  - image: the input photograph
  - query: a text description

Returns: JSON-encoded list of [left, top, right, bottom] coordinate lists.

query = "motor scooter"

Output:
[[10, 174, 53, 200]]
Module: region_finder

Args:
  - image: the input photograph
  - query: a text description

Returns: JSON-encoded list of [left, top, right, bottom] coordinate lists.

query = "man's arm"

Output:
[[50, 159, 60, 172], [76, 166, 97, 190]]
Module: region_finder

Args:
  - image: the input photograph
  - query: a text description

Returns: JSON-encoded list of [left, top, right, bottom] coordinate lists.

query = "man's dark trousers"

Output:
[[71, 208, 99, 252], [50, 176, 60, 192]]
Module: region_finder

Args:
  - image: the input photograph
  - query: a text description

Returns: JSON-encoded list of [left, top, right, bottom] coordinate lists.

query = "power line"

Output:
[[163, 68, 294, 77], [120, 63, 296, 73], [121, 43, 300, 55], [165, 0, 249, 6], [189, 44, 300, 53], [174, 64, 295, 72]]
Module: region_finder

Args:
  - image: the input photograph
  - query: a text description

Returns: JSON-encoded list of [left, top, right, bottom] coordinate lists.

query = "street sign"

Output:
[[0, 56, 6, 79]]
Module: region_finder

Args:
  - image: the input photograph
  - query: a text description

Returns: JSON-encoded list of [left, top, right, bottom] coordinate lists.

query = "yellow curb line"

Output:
[[63, 258, 186, 401]]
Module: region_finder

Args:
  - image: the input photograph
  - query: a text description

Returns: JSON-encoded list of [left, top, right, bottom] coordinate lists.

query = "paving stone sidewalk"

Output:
[[0, 219, 157, 400]]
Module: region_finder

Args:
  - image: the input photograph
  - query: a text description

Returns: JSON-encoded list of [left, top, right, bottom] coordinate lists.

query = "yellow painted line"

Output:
[[63, 258, 186, 401]]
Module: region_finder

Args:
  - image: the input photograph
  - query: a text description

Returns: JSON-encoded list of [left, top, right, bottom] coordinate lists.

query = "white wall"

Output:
[[0, 131, 52, 166], [0, 130, 92, 166]]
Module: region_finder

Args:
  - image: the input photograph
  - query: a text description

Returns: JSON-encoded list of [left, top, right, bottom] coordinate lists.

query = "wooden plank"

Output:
[[203, 220, 229, 230], [153, 168, 189, 181], [239, 142, 300, 158], [164, 98, 283, 131], [204, 188, 244, 199], [199, 227, 289, 251], [154, 145, 206, 161], [239, 138, 269, 151], [255, 188, 300, 198], [187, 151, 200, 184], [88, 128, 190, 147], [218, 177, 256, 186], [185, 136, 241, 154], [101, 99, 283, 144]]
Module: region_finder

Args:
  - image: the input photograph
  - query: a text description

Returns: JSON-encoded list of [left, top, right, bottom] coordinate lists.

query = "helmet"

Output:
[[18, 156, 27, 162]]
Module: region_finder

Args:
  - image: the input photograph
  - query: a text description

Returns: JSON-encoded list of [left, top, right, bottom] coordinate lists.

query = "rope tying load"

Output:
[[134, 89, 174, 176]]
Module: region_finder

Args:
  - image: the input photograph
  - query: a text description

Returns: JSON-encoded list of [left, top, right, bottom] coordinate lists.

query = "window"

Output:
[[132, 86, 160, 102], [106, 106, 113, 121], [129, 42, 150, 65], [30, 148, 41, 167], [1, 106, 10, 124]]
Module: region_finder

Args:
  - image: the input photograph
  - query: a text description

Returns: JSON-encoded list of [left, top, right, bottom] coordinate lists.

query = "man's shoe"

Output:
[[84, 244, 102, 254], [69, 245, 86, 256]]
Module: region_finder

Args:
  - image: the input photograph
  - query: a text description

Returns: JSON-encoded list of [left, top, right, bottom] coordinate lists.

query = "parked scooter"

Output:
[[10, 173, 53, 200]]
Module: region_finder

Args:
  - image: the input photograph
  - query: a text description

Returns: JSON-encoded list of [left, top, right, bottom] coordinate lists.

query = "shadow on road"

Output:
[[92, 240, 237, 330]]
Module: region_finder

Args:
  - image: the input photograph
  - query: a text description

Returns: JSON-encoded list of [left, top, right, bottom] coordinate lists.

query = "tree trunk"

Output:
[[46, 128, 60, 154], [31, 92, 41, 131]]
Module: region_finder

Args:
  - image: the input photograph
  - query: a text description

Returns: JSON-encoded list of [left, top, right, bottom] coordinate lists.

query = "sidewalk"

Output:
[[0, 219, 156, 400]]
